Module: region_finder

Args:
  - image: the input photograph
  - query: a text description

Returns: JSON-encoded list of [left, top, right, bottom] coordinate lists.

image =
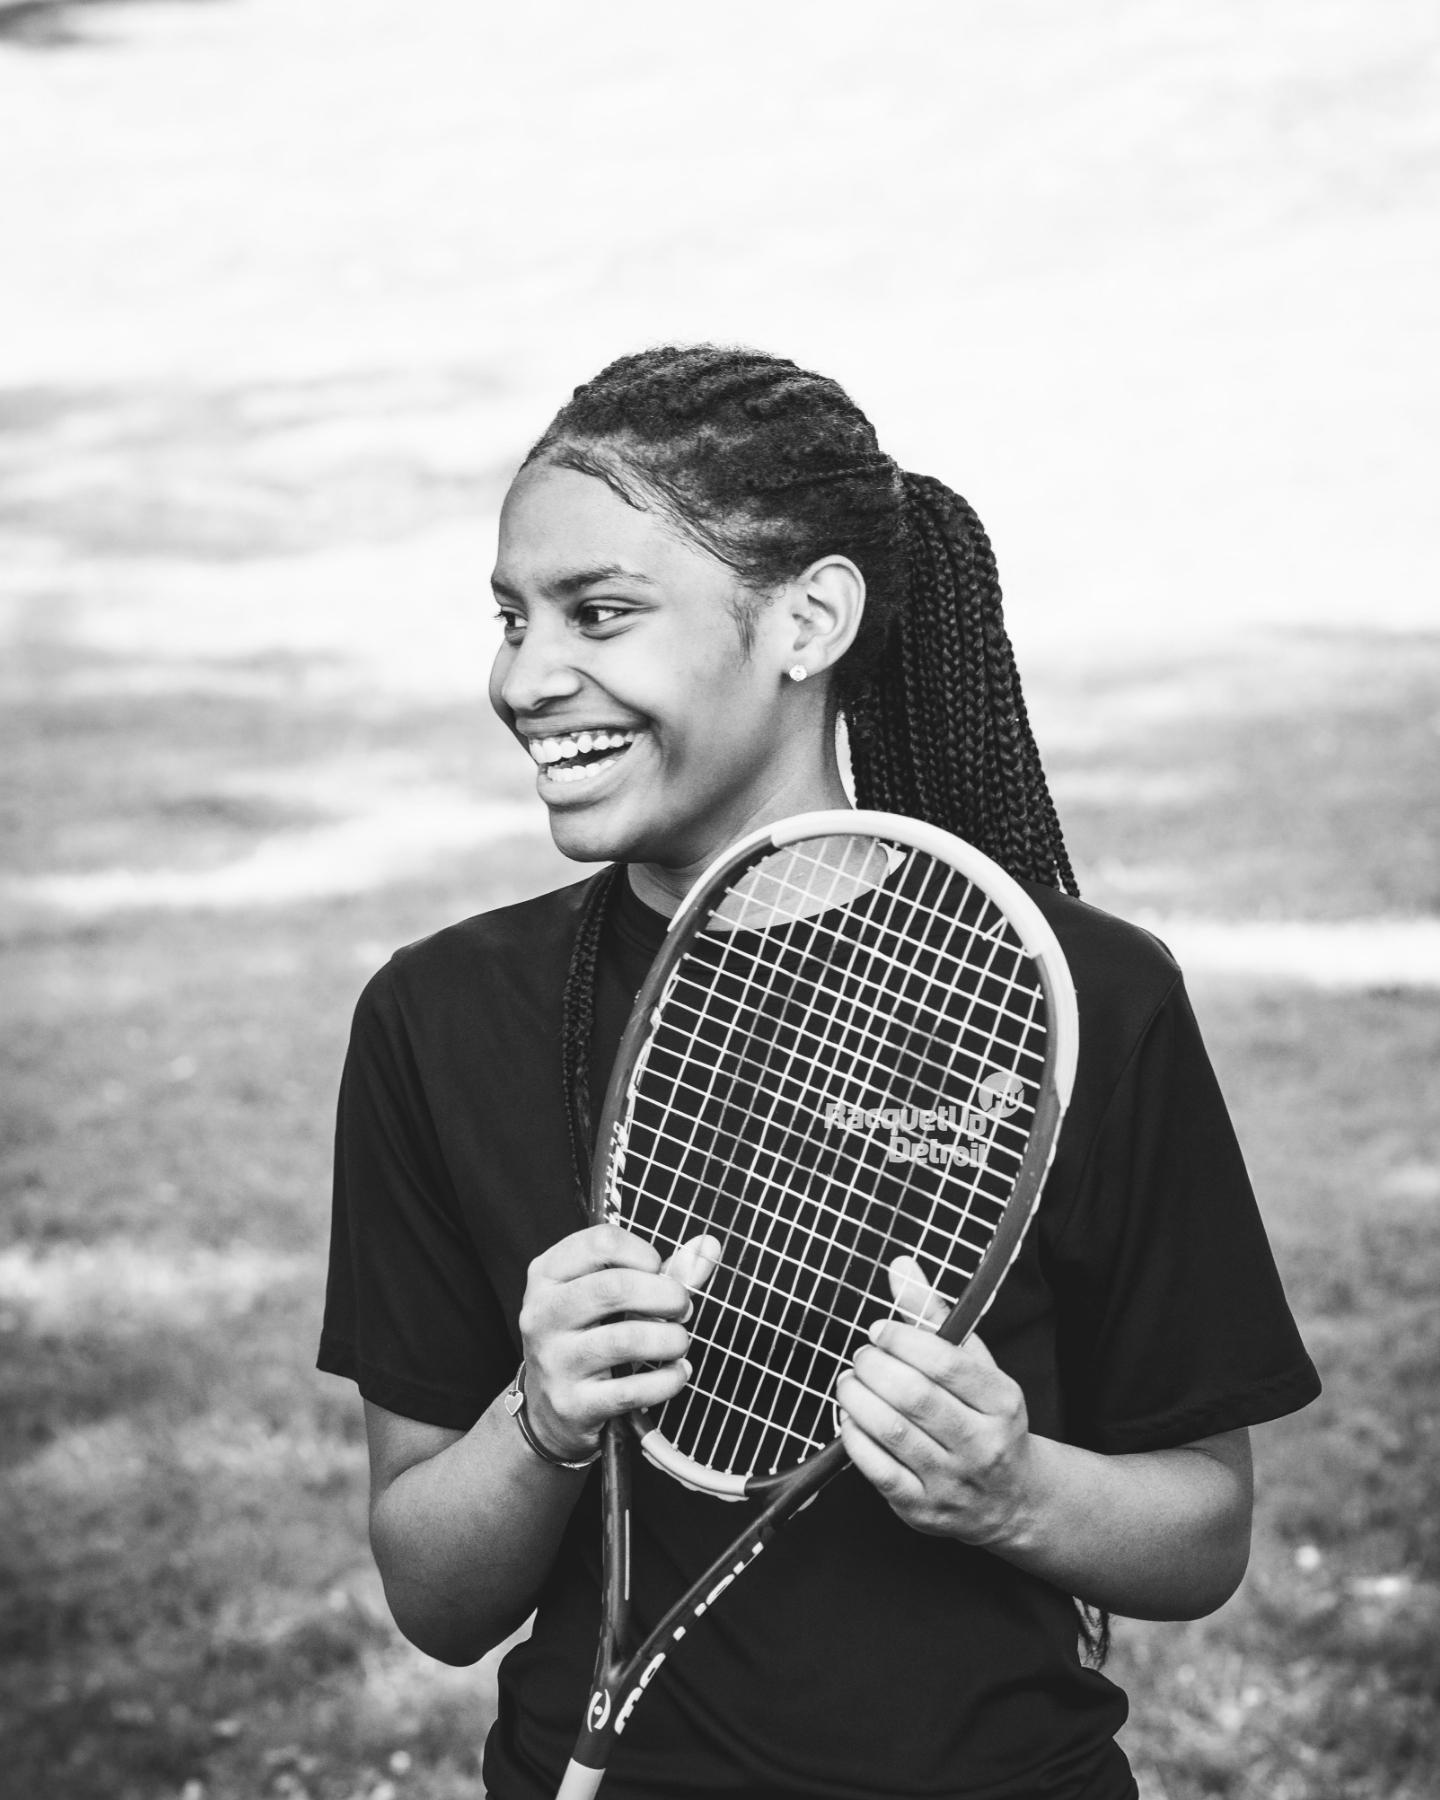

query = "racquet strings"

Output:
[[606, 834, 1050, 1481]]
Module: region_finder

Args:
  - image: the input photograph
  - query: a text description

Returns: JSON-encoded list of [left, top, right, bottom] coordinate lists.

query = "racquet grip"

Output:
[[554, 1758, 606, 1800]]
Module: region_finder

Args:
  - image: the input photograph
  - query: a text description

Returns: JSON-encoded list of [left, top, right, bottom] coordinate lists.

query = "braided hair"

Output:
[[523, 343, 1078, 897]]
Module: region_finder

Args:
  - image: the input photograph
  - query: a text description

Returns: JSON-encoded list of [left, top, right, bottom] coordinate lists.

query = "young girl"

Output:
[[320, 346, 1320, 1800]]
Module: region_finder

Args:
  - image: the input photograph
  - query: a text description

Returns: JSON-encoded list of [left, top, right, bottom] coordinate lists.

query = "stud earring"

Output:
[[788, 664, 808, 682]]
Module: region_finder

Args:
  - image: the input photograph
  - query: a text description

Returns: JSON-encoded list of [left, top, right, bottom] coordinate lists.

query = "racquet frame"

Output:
[[554, 810, 1078, 1799]]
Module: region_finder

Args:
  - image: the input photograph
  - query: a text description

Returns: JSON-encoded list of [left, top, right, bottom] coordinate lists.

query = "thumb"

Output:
[[886, 1254, 951, 1331], [665, 1234, 723, 1297]]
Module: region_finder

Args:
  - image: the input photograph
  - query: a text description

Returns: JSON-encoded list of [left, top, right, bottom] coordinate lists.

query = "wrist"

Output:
[[503, 1363, 601, 1471], [980, 1432, 1056, 1560], [987, 1434, 1093, 1571]]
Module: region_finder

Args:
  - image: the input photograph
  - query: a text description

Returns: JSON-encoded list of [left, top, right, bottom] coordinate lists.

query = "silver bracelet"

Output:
[[503, 1362, 601, 1470]]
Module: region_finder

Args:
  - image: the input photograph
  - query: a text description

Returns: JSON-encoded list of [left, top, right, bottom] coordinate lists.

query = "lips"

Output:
[[520, 726, 640, 790]]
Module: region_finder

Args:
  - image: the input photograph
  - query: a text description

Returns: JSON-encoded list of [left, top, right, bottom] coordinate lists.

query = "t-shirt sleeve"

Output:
[[1049, 974, 1321, 1454], [317, 964, 514, 1431]]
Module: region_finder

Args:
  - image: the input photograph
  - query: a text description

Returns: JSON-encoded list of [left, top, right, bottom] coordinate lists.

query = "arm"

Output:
[[367, 1395, 580, 1665], [366, 1224, 712, 1664], [836, 1316, 1252, 1621]]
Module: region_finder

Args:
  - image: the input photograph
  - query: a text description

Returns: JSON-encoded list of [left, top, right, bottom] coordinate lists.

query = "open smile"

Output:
[[524, 727, 640, 789]]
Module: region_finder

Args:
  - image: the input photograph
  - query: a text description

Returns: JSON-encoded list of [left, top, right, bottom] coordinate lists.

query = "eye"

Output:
[[494, 606, 526, 642], [577, 600, 630, 631]]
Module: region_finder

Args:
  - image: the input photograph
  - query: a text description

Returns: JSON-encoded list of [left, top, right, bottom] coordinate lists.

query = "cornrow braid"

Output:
[[525, 343, 1078, 898]]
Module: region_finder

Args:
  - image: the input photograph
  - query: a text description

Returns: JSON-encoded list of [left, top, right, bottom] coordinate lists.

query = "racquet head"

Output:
[[592, 809, 1078, 1498]]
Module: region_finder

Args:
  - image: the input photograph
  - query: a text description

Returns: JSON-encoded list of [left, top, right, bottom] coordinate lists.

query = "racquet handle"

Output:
[[555, 1758, 605, 1799]]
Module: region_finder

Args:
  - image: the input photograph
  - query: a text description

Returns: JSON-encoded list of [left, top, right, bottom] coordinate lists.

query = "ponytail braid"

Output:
[[847, 473, 1078, 894]]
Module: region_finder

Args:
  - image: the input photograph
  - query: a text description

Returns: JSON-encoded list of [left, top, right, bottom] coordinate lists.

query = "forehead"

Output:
[[494, 462, 717, 591]]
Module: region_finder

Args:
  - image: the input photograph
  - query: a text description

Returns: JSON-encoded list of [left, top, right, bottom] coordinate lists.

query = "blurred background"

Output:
[[2, 2, 1437, 1796]]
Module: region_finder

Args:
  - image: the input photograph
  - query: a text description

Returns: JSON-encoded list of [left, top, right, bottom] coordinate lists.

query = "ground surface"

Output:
[[2, 4, 1438, 1797]]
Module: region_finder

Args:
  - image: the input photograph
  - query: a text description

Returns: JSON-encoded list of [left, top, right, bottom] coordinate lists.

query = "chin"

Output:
[[544, 806, 639, 867], [546, 803, 704, 874]]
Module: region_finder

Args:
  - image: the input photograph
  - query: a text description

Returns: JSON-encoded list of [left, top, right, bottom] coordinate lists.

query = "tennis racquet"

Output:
[[555, 808, 1078, 1799]]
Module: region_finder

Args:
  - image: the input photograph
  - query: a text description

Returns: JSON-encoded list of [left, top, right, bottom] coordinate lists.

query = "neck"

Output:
[[626, 762, 852, 918]]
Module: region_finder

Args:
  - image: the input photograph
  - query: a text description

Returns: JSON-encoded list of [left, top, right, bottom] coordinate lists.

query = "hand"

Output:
[[517, 1225, 721, 1461], [836, 1255, 1035, 1546]]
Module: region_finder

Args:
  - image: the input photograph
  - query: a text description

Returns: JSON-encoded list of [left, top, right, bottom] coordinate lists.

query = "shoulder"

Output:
[[353, 869, 609, 1040], [1019, 880, 1184, 1061], [391, 871, 601, 982]]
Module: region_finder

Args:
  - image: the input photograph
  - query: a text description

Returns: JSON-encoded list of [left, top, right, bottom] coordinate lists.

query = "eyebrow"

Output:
[[491, 564, 659, 602]]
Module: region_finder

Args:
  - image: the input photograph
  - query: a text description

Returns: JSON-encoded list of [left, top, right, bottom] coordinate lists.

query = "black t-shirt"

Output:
[[320, 869, 1320, 1800]]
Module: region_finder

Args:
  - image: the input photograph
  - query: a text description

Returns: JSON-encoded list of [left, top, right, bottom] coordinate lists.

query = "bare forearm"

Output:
[[994, 1431, 1253, 1620], [365, 1227, 713, 1665], [369, 1394, 590, 1664], [839, 1313, 1254, 1623]]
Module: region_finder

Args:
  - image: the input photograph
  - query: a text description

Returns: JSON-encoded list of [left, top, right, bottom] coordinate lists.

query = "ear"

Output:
[[773, 555, 866, 680]]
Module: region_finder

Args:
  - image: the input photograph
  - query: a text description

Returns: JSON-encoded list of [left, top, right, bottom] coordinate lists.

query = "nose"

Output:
[[492, 613, 583, 720]]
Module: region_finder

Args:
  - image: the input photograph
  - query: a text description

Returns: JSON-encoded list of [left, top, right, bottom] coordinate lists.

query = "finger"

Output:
[[847, 1343, 966, 1446], [580, 1357, 695, 1419], [573, 1317, 691, 1377], [564, 1265, 694, 1326], [866, 1322, 1016, 1416], [837, 1400, 925, 1505], [835, 1367, 948, 1470], [664, 1233, 723, 1300], [534, 1223, 662, 1284], [532, 1350, 695, 1450], [885, 1254, 951, 1331]]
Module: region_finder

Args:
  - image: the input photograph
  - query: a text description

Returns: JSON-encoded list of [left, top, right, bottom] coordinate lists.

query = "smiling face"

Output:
[[489, 460, 847, 895]]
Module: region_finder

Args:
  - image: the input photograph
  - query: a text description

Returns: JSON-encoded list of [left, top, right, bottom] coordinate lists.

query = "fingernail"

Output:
[[680, 1358, 693, 1380], [867, 1319, 885, 1344]]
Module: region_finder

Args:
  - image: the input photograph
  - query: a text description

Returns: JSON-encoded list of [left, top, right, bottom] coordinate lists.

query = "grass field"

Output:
[[5, 619, 1437, 1800], [3, 3, 1438, 1796]]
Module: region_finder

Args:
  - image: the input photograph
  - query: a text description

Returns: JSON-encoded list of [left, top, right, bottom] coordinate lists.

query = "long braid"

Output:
[[1014, 665, 1079, 896], [560, 863, 625, 1214], [848, 473, 1079, 895]]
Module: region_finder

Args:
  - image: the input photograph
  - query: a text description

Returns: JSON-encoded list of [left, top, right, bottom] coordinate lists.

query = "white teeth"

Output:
[[527, 729, 636, 768], [546, 756, 615, 784]]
